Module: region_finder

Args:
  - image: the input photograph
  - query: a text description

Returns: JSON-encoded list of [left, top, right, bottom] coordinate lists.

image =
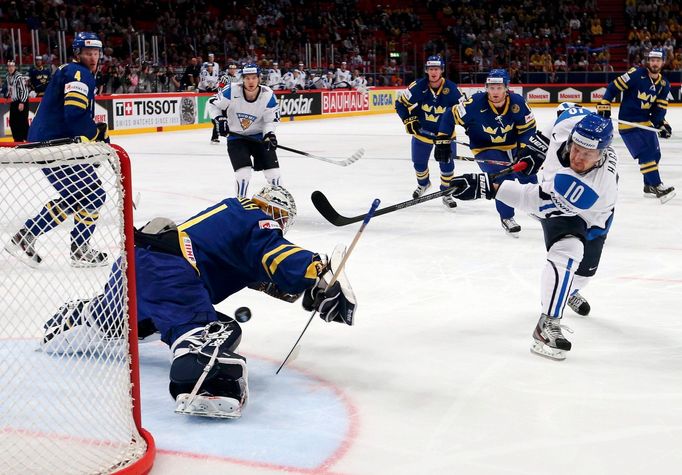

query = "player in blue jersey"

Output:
[[40, 186, 357, 419], [5, 32, 110, 268], [395, 56, 462, 208], [598, 48, 675, 203], [435, 69, 539, 236], [446, 112, 618, 360]]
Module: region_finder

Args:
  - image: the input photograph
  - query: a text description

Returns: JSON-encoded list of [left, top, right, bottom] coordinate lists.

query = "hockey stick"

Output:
[[616, 119, 662, 133], [227, 131, 364, 166], [276, 198, 381, 374], [312, 162, 527, 227]]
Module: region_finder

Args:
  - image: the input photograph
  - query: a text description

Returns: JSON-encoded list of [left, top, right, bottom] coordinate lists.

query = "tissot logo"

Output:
[[114, 99, 179, 116]]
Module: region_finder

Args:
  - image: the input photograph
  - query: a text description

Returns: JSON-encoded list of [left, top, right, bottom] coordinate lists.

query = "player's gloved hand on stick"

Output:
[[596, 100, 611, 119], [516, 147, 545, 176], [657, 121, 672, 139], [433, 137, 452, 163], [214, 116, 229, 137], [403, 115, 419, 135], [263, 132, 278, 151], [302, 255, 356, 325], [447, 173, 495, 200]]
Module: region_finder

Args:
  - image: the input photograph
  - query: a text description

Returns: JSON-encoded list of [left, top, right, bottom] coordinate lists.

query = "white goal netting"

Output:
[[0, 142, 154, 474]]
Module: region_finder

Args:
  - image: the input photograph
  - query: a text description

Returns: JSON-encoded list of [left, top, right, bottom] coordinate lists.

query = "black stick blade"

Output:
[[311, 191, 363, 226]]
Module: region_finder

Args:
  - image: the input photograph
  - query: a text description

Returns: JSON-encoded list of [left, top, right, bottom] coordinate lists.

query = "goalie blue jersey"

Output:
[[602, 66, 669, 131], [437, 91, 536, 155], [395, 77, 462, 142], [175, 197, 319, 303], [28, 61, 99, 142]]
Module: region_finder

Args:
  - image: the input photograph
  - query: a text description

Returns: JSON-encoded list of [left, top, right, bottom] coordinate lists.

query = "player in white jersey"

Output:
[[447, 111, 618, 360], [202, 53, 220, 75], [266, 62, 284, 90], [350, 69, 368, 91], [333, 61, 352, 89], [207, 63, 281, 197], [198, 62, 220, 92], [282, 69, 305, 92]]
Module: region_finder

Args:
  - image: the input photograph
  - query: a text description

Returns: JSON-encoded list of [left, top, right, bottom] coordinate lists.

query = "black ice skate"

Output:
[[41, 299, 105, 355], [568, 292, 591, 316], [4, 228, 42, 268], [412, 182, 431, 199], [71, 243, 109, 268], [643, 183, 676, 204], [501, 217, 521, 237], [442, 194, 458, 209], [531, 314, 573, 361]]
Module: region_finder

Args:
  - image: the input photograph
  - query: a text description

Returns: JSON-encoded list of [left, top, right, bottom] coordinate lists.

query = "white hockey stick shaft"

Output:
[[616, 119, 661, 133]]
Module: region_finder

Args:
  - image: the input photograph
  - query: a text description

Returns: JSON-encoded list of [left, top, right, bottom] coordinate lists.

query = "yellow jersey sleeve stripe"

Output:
[[65, 91, 88, 101], [305, 261, 321, 280], [177, 204, 228, 231], [268, 247, 304, 276], [516, 120, 536, 130], [64, 100, 87, 109], [261, 244, 297, 277]]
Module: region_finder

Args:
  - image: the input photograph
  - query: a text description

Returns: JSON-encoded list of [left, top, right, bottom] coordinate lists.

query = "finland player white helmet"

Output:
[[252, 185, 297, 234]]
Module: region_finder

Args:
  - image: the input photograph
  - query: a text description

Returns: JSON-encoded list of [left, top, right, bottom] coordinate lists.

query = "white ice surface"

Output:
[[113, 107, 682, 475]]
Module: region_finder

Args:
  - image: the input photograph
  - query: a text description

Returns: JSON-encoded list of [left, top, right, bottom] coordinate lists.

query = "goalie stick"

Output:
[[228, 131, 364, 166], [276, 198, 381, 374], [312, 162, 527, 227]]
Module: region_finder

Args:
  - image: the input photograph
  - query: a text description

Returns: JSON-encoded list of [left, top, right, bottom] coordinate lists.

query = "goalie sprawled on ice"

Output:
[[39, 186, 357, 419]]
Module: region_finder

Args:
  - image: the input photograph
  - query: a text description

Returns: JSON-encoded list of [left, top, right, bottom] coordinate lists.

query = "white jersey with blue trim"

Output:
[[207, 83, 279, 136], [497, 108, 618, 231]]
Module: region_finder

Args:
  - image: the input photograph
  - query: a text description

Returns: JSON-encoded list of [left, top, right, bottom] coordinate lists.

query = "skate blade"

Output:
[[660, 190, 676, 204], [70, 258, 110, 268], [531, 341, 567, 361], [175, 394, 242, 419], [4, 242, 41, 268], [504, 230, 520, 239]]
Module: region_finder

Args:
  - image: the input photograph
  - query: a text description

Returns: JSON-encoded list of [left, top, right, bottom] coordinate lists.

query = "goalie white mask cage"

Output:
[[0, 140, 155, 474]]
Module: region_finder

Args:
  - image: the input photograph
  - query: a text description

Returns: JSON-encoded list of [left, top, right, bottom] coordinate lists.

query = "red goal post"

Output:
[[0, 140, 155, 474]]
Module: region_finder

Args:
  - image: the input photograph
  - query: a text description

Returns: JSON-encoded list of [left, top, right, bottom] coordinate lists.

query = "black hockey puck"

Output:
[[235, 306, 252, 323]]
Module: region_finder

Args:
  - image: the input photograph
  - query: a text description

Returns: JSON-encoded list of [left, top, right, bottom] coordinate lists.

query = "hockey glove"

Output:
[[657, 121, 672, 139], [447, 173, 495, 200], [403, 115, 419, 135], [263, 132, 278, 151], [94, 122, 109, 143], [517, 138, 548, 176], [433, 137, 453, 162], [596, 100, 611, 119], [214, 116, 229, 137]]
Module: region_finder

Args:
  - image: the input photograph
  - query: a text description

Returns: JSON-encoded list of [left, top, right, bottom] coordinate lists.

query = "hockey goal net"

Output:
[[0, 141, 155, 474]]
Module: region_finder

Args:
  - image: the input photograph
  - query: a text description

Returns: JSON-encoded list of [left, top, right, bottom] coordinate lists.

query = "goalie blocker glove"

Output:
[[447, 173, 495, 200], [302, 244, 357, 325]]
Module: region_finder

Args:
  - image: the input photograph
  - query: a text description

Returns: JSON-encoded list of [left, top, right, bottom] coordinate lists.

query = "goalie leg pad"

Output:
[[169, 321, 248, 418]]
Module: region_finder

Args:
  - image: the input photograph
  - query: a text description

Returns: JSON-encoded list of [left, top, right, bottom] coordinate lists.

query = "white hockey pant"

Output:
[[541, 236, 584, 318]]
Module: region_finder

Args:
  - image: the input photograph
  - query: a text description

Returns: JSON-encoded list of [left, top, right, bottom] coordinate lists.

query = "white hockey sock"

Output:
[[571, 274, 591, 295], [263, 167, 282, 187], [541, 237, 584, 318], [234, 167, 253, 198]]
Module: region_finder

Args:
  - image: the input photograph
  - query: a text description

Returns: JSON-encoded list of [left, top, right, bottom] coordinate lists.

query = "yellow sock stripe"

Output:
[[261, 244, 296, 277], [47, 201, 67, 223], [416, 170, 430, 179], [640, 164, 659, 174], [77, 208, 99, 219], [65, 100, 87, 109]]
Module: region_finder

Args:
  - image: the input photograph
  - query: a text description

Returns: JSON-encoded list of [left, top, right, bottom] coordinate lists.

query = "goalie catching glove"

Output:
[[302, 244, 357, 325]]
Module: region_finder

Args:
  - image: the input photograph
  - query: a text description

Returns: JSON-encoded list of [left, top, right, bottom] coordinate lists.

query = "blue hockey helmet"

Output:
[[486, 69, 510, 87], [424, 55, 444, 72], [241, 63, 261, 76], [648, 48, 665, 61], [72, 32, 102, 55], [570, 113, 614, 151], [556, 101, 580, 117]]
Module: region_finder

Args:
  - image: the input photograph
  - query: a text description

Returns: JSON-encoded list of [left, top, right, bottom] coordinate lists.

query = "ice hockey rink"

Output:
[[92, 107, 682, 474]]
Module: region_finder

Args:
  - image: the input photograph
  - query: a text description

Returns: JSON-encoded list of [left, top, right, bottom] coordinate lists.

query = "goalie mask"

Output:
[[252, 185, 297, 234]]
